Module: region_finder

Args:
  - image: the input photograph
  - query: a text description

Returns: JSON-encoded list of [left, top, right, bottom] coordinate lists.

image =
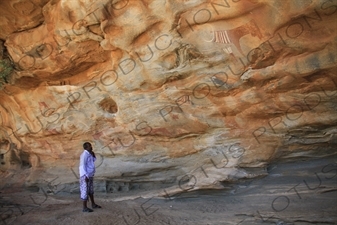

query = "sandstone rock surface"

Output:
[[0, 1, 336, 220]]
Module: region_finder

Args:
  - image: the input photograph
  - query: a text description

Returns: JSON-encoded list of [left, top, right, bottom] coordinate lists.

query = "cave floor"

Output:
[[1, 156, 336, 225]]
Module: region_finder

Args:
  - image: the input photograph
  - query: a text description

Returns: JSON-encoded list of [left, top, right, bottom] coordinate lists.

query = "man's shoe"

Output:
[[83, 207, 93, 212], [92, 204, 102, 209]]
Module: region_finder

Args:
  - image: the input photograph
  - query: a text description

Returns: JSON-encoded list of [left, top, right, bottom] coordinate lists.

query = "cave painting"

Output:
[[210, 19, 263, 57]]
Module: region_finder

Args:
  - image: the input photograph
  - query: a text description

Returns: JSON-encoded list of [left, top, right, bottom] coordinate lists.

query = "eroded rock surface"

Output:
[[0, 0, 336, 208]]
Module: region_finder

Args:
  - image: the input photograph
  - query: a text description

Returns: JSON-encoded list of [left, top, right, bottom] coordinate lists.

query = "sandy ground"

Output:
[[1, 157, 336, 225]]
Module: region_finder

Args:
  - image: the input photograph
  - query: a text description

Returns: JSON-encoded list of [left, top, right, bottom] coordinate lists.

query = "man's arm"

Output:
[[79, 152, 89, 181]]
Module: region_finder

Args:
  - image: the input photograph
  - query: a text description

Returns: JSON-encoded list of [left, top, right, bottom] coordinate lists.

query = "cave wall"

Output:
[[0, 0, 336, 195]]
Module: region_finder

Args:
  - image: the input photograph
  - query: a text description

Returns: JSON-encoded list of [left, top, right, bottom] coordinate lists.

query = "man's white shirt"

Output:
[[79, 150, 96, 178]]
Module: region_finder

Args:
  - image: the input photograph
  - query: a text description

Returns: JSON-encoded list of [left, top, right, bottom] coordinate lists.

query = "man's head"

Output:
[[83, 142, 92, 151]]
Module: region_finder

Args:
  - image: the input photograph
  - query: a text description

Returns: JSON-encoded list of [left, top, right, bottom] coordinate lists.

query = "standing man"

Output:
[[79, 142, 101, 212]]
